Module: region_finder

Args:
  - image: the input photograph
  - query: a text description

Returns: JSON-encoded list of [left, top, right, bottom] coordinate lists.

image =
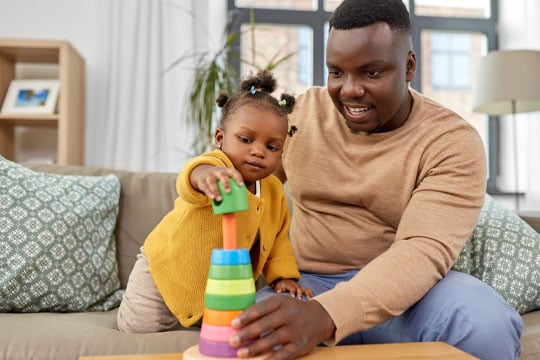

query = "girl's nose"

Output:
[[250, 143, 264, 157]]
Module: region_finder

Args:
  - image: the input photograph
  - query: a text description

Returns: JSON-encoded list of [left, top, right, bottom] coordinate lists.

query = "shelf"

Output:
[[0, 114, 58, 126], [0, 38, 85, 165]]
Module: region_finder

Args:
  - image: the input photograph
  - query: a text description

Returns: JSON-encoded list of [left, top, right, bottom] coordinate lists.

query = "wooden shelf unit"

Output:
[[0, 38, 85, 165]]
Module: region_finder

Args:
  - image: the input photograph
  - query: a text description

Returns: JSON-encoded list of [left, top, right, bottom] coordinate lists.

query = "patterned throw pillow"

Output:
[[0, 156, 123, 312], [453, 194, 540, 314]]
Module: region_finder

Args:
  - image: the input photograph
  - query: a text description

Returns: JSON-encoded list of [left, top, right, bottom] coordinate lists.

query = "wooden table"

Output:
[[80, 341, 478, 360]]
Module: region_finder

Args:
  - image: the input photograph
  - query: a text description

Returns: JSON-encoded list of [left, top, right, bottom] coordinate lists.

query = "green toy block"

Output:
[[212, 179, 248, 214], [208, 264, 253, 280]]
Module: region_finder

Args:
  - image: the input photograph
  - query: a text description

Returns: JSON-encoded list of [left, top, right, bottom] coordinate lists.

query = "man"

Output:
[[229, 1, 523, 359]]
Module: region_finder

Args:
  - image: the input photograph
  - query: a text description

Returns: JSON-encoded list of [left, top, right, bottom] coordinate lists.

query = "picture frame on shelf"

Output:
[[1, 79, 60, 114]]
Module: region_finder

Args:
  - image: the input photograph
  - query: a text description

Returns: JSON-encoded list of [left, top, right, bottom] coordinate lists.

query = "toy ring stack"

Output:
[[184, 179, 265, 360]]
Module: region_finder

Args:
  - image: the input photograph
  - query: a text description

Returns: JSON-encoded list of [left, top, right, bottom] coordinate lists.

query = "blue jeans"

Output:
[[257, 270, 522, 360]]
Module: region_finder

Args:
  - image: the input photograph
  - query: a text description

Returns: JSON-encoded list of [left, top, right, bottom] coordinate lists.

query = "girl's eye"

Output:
[[239, 136, 251, 144], [267, 145, 280, 152]]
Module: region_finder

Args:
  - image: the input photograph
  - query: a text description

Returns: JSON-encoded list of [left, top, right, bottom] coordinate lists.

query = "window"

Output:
[[429, 32, 473, 89], [227, 0, 330, 95], [227, 0, 499, 191], [239, 23, 313, 95], [421, 30, 488, 155], [413, 0, 491, 19], [234, 0, 317, 11]]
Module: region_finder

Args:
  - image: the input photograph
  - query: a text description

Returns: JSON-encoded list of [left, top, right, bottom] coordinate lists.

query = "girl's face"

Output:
[[215, 104, 288, 185]]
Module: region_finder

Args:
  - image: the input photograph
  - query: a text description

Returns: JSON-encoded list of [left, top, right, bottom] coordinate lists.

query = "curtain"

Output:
[[102, 0, 202, 172]]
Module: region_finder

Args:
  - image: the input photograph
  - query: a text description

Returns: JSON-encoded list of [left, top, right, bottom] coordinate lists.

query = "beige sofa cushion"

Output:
[[521, 310, 540, 360], [24, 164, 178, 288], [0, 309, 200, 359]]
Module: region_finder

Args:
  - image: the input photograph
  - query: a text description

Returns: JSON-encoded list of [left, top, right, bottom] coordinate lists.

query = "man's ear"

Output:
[[406, 50, 417, 82]]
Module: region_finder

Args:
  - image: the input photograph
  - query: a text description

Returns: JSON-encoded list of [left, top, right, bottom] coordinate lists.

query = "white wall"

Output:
[[497, 0, 540, 212]]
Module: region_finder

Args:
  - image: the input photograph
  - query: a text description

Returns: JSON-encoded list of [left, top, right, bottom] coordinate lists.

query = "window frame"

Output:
[[227, 0, 330, 86]]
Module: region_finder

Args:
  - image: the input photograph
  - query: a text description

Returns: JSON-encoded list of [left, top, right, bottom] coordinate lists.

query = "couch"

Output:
[[0, 163, 538, 360]]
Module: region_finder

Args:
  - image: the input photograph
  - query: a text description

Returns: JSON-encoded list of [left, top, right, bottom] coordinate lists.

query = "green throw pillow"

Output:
[[0, 156, 123, 312], [453, 194, 540, 314]]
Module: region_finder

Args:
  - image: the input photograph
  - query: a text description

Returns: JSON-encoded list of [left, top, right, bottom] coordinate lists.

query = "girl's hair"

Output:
[[216, 70, 297, 136]]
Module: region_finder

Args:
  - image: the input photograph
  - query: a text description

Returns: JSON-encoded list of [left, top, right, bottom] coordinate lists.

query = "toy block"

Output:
[[202, 309, 243, 326], [201, 323, 237, 342], [198, 338, 239, 358], [212, 179, 248, 215], [205, 278, 256, 295], [204, 292, 255, 311], [208, 264, 253, 280], [210, 248, 251, 265]]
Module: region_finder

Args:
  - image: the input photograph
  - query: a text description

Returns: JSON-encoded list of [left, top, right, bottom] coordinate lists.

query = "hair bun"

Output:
[[216, 93, 230, 108]]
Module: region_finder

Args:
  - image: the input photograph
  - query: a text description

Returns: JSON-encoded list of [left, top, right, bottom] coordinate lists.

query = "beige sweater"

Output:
[[281, 87, 487, 343]]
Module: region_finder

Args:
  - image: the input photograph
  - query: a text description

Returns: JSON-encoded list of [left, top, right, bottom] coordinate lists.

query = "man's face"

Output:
[[326, 22, 416, 134]]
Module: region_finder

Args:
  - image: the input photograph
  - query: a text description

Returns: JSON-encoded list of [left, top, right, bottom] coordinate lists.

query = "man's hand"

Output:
[[229, 296, 336, 359]]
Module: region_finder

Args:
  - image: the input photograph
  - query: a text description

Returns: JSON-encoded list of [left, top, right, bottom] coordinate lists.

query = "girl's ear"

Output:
[[214, 128, 224, 149]]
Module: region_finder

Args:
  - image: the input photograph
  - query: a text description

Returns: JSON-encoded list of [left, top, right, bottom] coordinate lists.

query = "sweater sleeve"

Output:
[[176, 150, 233, 205]]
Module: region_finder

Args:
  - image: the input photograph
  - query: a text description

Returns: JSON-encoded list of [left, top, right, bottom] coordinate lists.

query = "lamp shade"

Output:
[[473, 50, 540, 115]]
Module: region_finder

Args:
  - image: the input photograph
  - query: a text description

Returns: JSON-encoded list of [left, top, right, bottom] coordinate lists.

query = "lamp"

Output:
[[473, 49, 540, 211]]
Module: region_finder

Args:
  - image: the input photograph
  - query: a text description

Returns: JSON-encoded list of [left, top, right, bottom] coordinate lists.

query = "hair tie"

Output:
[[250, 86, 256, 95], [288, 125, 298, 137], [278, 99, 287, 106]]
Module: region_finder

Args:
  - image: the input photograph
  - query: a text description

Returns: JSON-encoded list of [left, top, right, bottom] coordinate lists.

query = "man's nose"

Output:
[[341, 75, 365, 98]]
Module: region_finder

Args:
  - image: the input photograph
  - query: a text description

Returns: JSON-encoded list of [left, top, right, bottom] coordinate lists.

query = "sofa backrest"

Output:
[[25, 163, 178, 288], [520, 213, 540, 233], [22, 162, 540, 290]]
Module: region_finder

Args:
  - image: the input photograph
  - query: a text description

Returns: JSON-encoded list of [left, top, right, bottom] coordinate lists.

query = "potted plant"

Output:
[[169, 9, 294, 155]]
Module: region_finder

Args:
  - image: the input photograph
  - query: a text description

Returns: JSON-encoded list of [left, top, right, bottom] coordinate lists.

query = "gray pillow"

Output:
[[453, 194, 540, 314], [0, 156, 123, 312]]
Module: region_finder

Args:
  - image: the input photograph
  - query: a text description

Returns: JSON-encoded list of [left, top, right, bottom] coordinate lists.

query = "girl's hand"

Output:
[[190, 165, 244, 201], [272, 279, 314, 299]]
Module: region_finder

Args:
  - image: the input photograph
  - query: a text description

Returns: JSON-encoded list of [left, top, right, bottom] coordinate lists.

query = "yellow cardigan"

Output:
[[144, 150, 300, 327]]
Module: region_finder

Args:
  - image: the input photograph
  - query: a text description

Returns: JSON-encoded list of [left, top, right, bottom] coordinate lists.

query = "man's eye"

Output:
[[328, 70, 342, 78], [367, 70, 383, 77], [239, 136, 251, 144]]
